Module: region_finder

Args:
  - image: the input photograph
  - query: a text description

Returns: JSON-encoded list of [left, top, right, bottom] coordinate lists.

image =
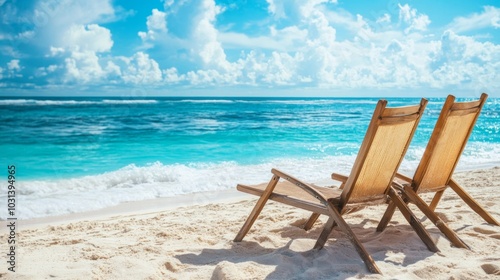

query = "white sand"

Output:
[[1, 167, 500, 279]]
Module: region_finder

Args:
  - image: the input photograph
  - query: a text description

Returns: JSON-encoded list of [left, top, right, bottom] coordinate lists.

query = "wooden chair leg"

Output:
[[303, 213, 320, 231], [234, 175, 280, 242], [388, 189, 440, 252], [377, 202, 396, 232], [402, 186, 470, 249], [317, 201, 382, 274], [448, 179, 500, 226], [429, 190, 445, 211], [313, 216, 337, 250]]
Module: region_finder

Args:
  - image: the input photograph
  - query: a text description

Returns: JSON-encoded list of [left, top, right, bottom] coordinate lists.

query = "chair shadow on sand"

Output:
[[175, 216, 439, 279]]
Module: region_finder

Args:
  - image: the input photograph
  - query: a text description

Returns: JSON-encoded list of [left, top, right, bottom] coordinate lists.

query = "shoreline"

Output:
[[19, 189, 249, 229]]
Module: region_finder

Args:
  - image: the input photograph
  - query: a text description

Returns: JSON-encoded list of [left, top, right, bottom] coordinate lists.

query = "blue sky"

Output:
[[0, 0, 499, 97]]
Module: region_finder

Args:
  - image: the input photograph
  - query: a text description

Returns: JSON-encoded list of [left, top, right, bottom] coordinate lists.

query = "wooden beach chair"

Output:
[[377, 93, 499, 250], [234, 99, 436, 274]]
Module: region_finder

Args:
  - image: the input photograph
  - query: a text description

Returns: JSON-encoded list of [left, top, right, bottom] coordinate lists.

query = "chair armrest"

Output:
[[331, 173, 348, 189], [395, 172, 412, 183], [331, 173, 348, 182], [271, 168, 329, 206]]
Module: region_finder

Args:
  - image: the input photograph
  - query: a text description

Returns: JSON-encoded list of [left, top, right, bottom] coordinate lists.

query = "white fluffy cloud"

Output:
[[165, 0, 230, 70], [60, 24, 113, 53], [64, 50, 164, 85], [34, 0, 115, 29], [0, 59, 23, 80], [447, 6, 500, 33], [7, 59, 20, 71], [163, 67, 185, 83], [147, 9, 167, 31], [121, 52, 163, 84], [398, 4, 431, 34], [35, 64, 59, 77], [138, 9, 167, 41], [431, 30, 500, 88], [64, 51, 105, 83], [28, 1, 117, 84], [149, 1, 498, 91], [5, 0, 498, 93], [54, 24, 114, 83], [33, 0, 115, 50], [6, 59, 22, 78]]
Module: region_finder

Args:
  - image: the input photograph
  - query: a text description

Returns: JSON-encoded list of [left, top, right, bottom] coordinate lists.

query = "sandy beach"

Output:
[[2, 167, 500, 279], [2, 0, 500, 279]]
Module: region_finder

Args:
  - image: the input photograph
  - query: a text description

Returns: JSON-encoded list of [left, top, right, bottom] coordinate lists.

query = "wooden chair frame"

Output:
[[234, 99, 434, 274], [377, 93, 499, 250]]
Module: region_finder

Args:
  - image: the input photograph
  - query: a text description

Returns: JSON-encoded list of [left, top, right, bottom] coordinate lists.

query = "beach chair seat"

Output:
[[377, 93, 499, 249], [234, 99, 435, 274]]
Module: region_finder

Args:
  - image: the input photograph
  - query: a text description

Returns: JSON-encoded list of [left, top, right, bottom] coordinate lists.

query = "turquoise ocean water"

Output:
[[1, 97, 499, 219]]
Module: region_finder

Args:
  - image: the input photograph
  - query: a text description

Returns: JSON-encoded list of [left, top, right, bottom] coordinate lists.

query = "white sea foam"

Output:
[[1, 147, 497, 220], [0, 99, 98, 106], [0, 157, 354, 220], [102, 99, 158, 104], [261, 100, 339, 105], [179, 99, 235, 103], [0, 99, 158, 106], [34, 100, 97, 105], [0, 99, 37, 105], [236, 99, 379, 105]]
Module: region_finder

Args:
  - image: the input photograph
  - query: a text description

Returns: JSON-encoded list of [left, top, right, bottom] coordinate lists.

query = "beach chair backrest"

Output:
[[412, 94, 488, 193], [339, 99, 428, 207]]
